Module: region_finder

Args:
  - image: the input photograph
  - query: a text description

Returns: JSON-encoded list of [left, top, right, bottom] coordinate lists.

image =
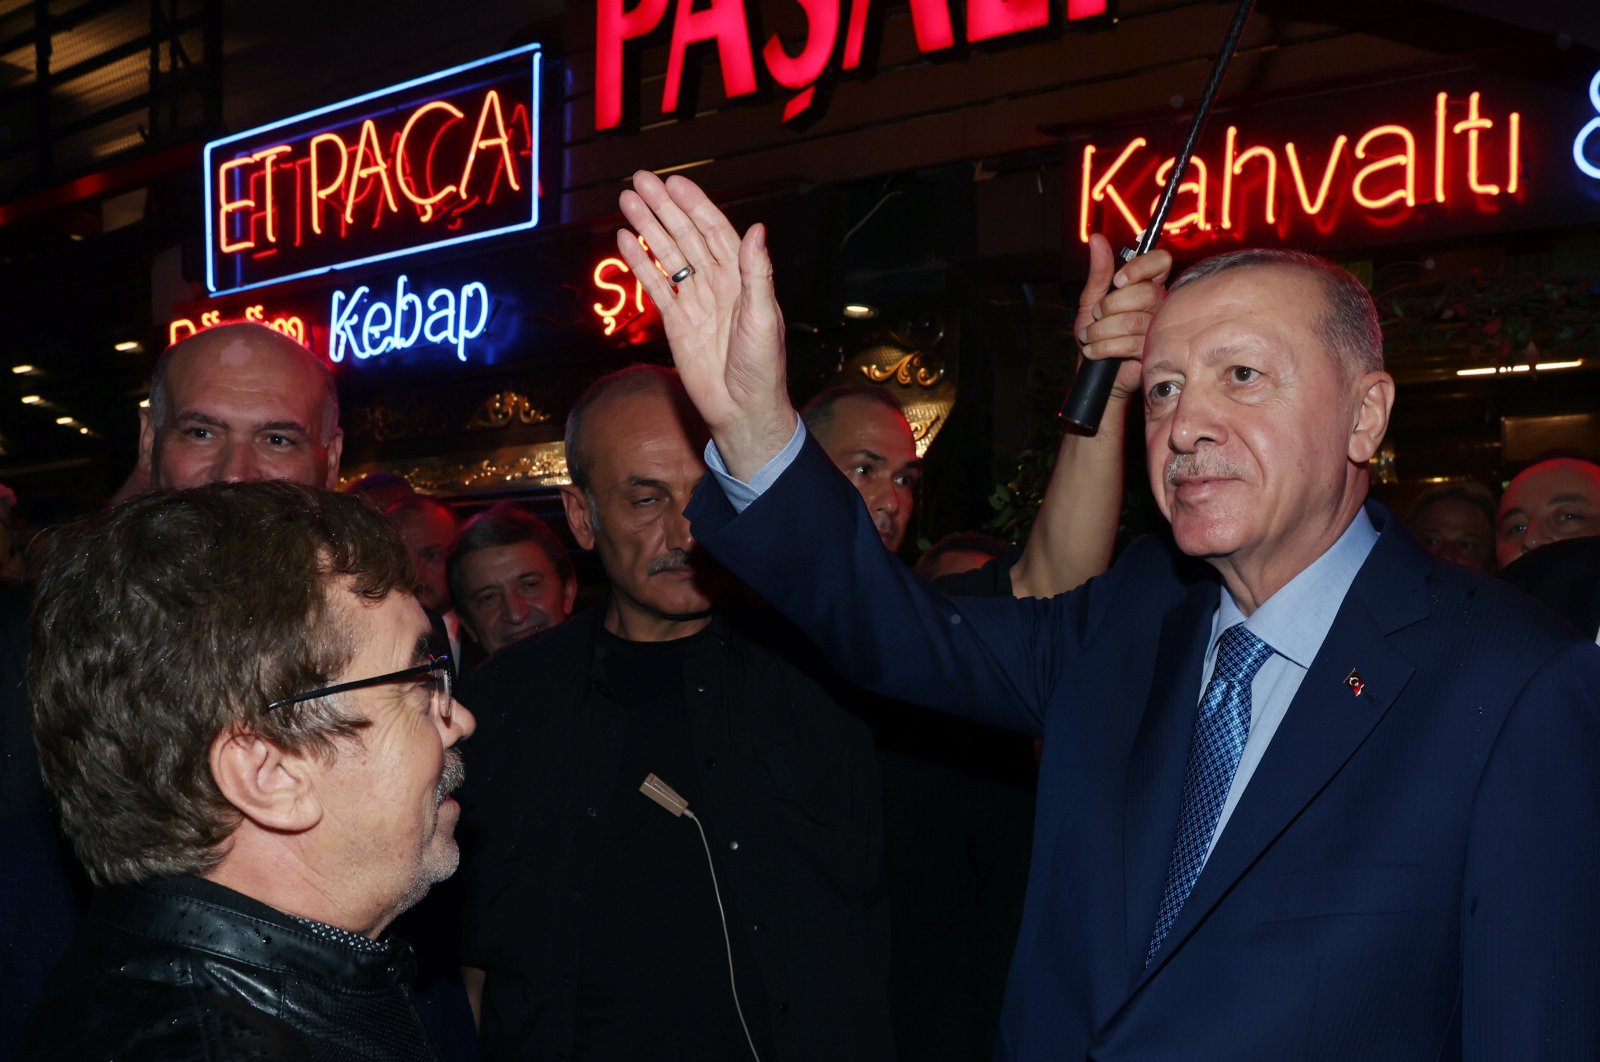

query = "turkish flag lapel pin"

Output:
[[1344, 668, 1365, 697]]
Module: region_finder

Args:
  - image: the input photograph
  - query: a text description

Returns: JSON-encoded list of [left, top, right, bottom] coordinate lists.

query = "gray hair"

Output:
[[564, 364, 696, 492], [800, 382, 906, 444], [1171, 248, 1384, 381]]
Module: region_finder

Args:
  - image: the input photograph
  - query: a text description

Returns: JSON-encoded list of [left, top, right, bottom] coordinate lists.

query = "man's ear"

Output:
[[1348, 370, 1395, 464], [560, 573, 579, 619], [209, 725, 322, 833], [323, 428, 346, 490], [560, 484, 597, 551], [137, 407, 156, 477]]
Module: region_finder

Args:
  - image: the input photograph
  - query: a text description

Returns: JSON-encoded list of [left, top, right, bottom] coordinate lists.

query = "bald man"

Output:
[[1497, 458, 1600, 642], [1496, 457, 1600, 569], [138, 323, 343, 490]]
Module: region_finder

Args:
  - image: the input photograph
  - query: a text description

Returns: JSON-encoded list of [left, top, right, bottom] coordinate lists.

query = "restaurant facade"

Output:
[[6, 0, 1597, 540]]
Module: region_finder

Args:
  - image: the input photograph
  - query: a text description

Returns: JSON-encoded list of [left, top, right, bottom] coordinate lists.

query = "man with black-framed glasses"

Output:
[[15, 481, 474, 1062], [1, 322, 353, 1057]]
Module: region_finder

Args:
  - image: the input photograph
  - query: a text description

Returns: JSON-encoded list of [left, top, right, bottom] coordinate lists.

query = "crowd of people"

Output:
[[0, 170, 1597, 1061]]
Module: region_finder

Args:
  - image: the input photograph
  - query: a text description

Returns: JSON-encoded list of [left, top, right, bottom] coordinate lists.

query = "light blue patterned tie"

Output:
[[1146, 623, 1274, 966]]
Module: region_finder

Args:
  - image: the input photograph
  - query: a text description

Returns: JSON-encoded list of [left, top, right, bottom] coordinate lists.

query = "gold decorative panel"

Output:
[[339, 442, 570, 496]]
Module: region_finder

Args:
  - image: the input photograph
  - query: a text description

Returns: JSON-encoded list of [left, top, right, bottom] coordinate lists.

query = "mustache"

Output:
[[648, 549, 695, 575], [505, 611, 549, 633], [1164, 453, 1247, 484], [436, 749, 465, 804]]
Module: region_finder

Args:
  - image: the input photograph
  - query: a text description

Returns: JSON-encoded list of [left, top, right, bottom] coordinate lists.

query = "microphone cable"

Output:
[[639, 773, 763, 1062]]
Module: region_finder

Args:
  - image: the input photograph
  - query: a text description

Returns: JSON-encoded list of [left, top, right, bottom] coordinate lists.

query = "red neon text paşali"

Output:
[[596, 0, 1107, 129]]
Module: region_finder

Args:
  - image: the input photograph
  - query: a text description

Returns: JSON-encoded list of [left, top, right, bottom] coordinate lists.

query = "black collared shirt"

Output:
[[456, 606, 892, 1062]]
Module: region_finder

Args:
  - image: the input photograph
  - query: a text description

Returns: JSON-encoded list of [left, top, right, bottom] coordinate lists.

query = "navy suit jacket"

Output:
[[686, 436, 1600, 1061]]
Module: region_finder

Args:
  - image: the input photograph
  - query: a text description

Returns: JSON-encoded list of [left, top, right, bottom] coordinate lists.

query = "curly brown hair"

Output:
[[29, 482, 414, 886]]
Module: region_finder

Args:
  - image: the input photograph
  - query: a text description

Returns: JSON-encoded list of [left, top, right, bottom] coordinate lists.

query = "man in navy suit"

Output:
[[610, 171, 1600, 1060]]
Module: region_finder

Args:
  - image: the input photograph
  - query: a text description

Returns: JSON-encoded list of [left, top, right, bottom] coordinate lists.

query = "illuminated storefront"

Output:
[[160, 4, 1600, 514], [168, 42, 677, 494]]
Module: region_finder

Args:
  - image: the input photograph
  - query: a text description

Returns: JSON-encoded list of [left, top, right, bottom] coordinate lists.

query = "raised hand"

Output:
[[1074, 234, 1172, 402], [616, 171, 797, 481]]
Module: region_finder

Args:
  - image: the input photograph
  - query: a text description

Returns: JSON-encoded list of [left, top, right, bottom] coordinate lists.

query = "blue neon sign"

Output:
[[1574, 70, 1600, 181], [204, 43, 541, 296], [329, 275, 492, 364]]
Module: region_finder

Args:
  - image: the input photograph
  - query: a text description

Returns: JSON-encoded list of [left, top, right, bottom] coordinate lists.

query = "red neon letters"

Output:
[[596, 0, 1107, 129], [592, 256, 650, 336], [216, 88, 529, 256], [169, 304, 309, 348], [591, 238, 664, 338], [1078, 89, 1523, 245]]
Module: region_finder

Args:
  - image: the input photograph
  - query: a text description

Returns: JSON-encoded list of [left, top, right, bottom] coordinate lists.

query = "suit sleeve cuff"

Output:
[[704, 418, 808, 514]]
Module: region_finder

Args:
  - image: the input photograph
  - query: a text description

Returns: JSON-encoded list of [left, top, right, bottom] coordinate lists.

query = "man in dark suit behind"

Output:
[[609, 171, 1600, 1060]]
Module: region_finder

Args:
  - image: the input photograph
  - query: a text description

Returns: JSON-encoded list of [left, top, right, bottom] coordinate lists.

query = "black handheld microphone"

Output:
[[1058, 0, 1257, 435]]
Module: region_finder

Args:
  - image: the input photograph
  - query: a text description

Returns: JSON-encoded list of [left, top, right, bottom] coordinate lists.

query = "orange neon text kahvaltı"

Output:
[[1077, 88, 1523, 245]]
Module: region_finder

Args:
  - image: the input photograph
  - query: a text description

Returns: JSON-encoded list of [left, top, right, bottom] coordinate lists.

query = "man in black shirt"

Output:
[[456, 366, 889, 1061]]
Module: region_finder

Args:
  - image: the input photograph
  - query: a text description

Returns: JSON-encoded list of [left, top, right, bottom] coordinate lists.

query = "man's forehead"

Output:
[[328, 584, 428, 655], [1416, 499, 1489, 526], [830, 394, 909, 429], [1505, 462, 1600, 506], [589, 412, 708, 484], [819, 396, 915, 455], [464, 541, 556, 580], [1160, 264, 1316, 323], [169, 335, 322, 401], [394, 506, 458, 538], [1148, 268, 1324, 367], [589, 389, 705, 458]]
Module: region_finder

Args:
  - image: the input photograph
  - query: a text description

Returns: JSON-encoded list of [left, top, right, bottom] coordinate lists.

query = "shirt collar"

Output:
[[1217, 509, 1380, 667], [580, 602, 732, 693]]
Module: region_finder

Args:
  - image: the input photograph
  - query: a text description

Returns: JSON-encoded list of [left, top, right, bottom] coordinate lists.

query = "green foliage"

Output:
[[1376, 270, 1600, 366], [981, 363, 1161, 555]]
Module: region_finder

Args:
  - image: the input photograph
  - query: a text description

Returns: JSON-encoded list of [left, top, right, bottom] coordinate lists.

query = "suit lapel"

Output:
[[1121, 582, 1218, 984], [1134, 506, 1429, 986]]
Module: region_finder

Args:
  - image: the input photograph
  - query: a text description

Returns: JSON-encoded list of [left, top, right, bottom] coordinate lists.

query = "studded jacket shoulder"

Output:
[[14, 875, 441, 1062]]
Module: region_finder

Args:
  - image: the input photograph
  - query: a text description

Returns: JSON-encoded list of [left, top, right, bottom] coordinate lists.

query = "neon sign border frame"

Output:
[[204, 42, 543, 297]]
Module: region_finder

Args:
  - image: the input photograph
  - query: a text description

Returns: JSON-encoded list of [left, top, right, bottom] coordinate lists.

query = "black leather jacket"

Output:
[[15, 875, 441, 1061]]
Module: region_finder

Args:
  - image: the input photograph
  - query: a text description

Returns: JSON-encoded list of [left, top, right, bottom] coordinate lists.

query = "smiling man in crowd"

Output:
[[17, 482, 473, 1060], [139, 323, 343, 490], [447, 502, 577, 667], [1496, 456, 1600, 640], [618, 170, 1600, 1060], [1495, 455, 1600, 568]]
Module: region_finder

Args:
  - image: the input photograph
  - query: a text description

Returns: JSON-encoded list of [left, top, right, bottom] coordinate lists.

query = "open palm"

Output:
[[616, 172, 797, 478]]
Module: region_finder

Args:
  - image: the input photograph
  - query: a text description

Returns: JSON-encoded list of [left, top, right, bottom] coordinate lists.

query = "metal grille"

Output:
[[0, 0, 220, 198]]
